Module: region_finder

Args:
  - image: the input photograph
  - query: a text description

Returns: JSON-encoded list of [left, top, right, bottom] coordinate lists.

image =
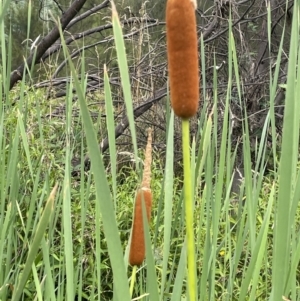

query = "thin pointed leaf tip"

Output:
[[166, 0, 200, 119]]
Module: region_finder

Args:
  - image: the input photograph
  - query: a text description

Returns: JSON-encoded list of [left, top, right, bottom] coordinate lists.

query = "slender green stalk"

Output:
[[182, 119, 196, 301], [130, 265, 137, 297]]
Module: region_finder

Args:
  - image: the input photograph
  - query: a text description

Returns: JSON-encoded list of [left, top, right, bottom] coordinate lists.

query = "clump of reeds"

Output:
[[166, 0, 200, 300]]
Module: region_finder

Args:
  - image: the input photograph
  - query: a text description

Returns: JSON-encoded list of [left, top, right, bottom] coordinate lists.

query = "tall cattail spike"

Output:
[[141, 128, 152, 189], [166, 0, 200, 119]]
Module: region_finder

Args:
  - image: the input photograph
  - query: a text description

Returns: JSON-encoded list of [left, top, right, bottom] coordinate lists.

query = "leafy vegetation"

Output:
[[1, 0, 300, 301]]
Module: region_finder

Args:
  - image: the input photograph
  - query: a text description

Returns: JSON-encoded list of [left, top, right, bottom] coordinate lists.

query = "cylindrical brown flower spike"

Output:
[[129, 188, 152, 266], [166, 0, 199, 119], [129, 128, 153, 266]]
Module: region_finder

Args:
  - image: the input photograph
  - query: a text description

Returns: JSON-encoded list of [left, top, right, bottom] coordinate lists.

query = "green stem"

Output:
[[129, 265, 137, 297], [182, 119, 196, 301]]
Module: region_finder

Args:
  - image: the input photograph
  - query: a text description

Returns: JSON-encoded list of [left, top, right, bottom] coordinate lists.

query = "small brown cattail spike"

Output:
[[166, 0, 199, 119], [141, 128, 152, 189], [129, 128, 153, 266], [129, 188, 152, 266]]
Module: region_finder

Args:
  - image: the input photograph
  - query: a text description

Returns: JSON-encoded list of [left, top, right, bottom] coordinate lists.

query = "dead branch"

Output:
[[9, 0, 87, 90], [71, 86, 167, 175]]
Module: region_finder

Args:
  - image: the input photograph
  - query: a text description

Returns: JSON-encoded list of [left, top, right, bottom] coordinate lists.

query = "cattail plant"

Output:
[[128, 187, 152, 266], [166, 0, 199, 300], [166, 0, 199, 119], [129, 128, 153, 290]]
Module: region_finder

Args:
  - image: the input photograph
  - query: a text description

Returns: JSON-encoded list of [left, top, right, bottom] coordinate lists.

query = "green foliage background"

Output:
[[1, 0, 300, 301]]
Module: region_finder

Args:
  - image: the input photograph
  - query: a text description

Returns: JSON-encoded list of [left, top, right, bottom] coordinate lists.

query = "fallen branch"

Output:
[[9, 0, 87, 90]]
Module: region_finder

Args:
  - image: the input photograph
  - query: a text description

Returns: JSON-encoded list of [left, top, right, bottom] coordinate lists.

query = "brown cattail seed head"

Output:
[[129, 188, 152, 266], [141, 128, 152, 189], [166, 0, 199, 119]]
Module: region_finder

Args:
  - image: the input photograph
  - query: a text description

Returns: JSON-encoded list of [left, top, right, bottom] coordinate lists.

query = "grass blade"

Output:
[[271, 2, 300, 299], [11, 184, 57, 301], [111, 2, 138, 163]]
